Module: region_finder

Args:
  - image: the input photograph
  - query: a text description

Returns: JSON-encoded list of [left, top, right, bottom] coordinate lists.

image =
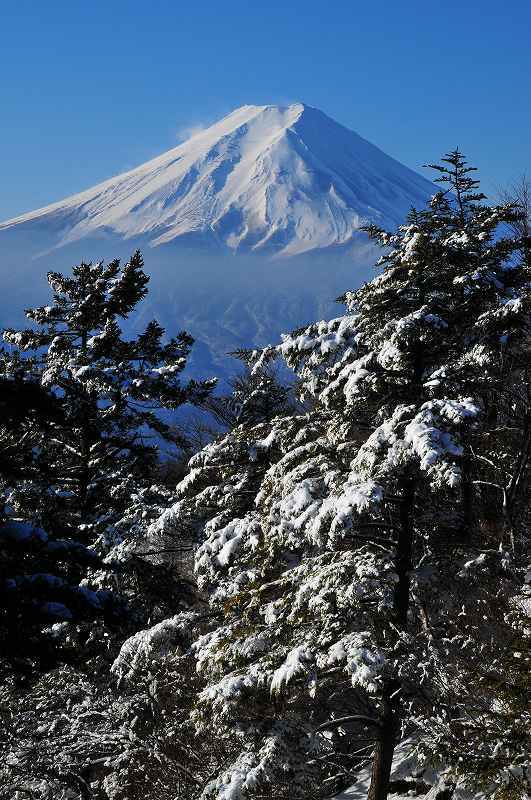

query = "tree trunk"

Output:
[[368, 478, 415, 800], [78, 325, 91, 526], [367, 681, 399, 800], [394, 478, 415, 627], [460, 446, 474, 541]]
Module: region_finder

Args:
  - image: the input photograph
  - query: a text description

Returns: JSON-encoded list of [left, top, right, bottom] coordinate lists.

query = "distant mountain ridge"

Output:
[[0, 103, 434, 257]]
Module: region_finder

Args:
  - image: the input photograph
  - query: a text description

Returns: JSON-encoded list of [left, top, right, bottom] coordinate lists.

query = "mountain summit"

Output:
[[0, 104, 434, 257]]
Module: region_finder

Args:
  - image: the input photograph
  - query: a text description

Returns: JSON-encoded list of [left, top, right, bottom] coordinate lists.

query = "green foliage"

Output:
[[0, 251, 213, 673]]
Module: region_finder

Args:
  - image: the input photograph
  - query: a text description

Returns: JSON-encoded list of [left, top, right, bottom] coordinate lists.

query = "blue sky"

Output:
[[1, 0, 530, 220]]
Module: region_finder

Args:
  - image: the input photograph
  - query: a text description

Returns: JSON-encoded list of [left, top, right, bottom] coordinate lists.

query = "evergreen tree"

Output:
[[2, 250, 214, 548], [0, 251, 214, 671], [204, 360, 295, 430], [146, 152, 530, 799], [177, 358, 296, 456], [0, 376, 123, 673]]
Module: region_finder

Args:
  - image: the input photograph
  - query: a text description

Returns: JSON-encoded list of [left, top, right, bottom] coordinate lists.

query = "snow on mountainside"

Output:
[[0, 104, 437, 381], [0, 103, 435, 256]]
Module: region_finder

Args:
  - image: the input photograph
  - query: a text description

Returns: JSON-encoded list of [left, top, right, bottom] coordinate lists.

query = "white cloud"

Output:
[[175, 122, 206, 143]]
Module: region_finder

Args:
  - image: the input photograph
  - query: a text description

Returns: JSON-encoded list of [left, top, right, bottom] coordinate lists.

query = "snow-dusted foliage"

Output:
[[111, 611, 200, 680], [2, 251, 214, 551], [0, 645, 234, 800], [0, 375, 128, 670], [2, 153, 529, 800], [0, 252, 216, 669], [149, 152, 530, 800]]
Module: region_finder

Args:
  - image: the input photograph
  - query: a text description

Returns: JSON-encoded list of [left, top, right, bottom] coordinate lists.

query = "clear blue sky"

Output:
[[1, 0, 530, 220]]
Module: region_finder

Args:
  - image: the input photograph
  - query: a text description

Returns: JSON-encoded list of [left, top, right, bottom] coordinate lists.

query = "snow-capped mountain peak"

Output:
[[0, 103, 434, 257]]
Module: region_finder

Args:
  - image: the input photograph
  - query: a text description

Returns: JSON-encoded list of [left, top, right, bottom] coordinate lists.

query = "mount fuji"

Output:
[[0, 103, 434, 257], [0, 104, 436, 379]]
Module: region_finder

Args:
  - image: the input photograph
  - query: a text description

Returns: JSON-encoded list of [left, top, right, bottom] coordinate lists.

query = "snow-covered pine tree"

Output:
[[0, 251, 214, 670], [148, 152, 530, 799], [4, 363, 298, 799], [0, 375, 123, 673], [324, 150, 530, 799], [405, 159, 531, 796], [127, 357, 297, 572], [2, 251, 214, 550], [0, 252, 217, 795], [204, 359, 295, 430]]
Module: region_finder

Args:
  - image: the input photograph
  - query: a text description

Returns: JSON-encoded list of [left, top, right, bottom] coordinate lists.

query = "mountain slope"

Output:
[[0, 104, 434, 257], [0, 104, 436, 381]]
